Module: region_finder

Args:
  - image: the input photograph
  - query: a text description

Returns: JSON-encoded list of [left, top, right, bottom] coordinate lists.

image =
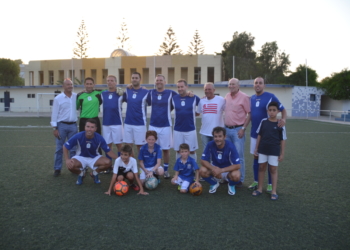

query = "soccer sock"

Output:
[[253, 159, 259, 182], [267, 165, 272, 185], [203, 176, 217, 185], [164, 163, 169, 172], [79, 169, 84, 176], [190, 153, 197, 161], [229, 180, 240, 186], [106, 153, 112, 160]]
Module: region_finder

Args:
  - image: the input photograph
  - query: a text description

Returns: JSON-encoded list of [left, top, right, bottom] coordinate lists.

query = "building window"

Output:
[[310, 94, 316, 101], [49, 71, 54, 85], [181, 67, 188, 80], [207, 67, 214, 83], [39, 71, 44, 85], [119, 69, 125, 84], [10, 98, 14, 103], [69, 70, 75, 81], [54, 90, 61, 97], [27, 94, 35, 98], [102, 69, 108, 84], [143, 68, 149, 84], [194, 67, 201, 84], [168, 68, 175, 84], [0, 98, 4, 103], [50, 100, 54, 106], [91, 69, 96, 82], [29, 71, 34, 86], [80, 70, 85, 83], [155, 68, 161, 76], [59, 70, 64, 82]]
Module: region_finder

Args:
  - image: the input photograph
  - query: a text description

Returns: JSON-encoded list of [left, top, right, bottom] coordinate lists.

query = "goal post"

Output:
[[36, 93, 57, 117]]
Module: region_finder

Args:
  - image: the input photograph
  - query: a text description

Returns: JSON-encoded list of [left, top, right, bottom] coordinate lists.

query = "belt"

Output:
[[60, 121, 76, 125], [225, 124, 244, 129]]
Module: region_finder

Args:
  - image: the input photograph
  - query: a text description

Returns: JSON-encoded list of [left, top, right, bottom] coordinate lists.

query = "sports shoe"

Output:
[[90, 172, 101, 184], [209, 182, 220, 194], [266, 184, 272, 193], [54, 169, 61, 177], [236, 181, 243, 188], [164, 171, 170, 179], [76, 175, 84, 185], [248, 182, 258, 190], [130, 184, 140, 191], [178, 185, 181, 191], [228, 184, 236, 195]]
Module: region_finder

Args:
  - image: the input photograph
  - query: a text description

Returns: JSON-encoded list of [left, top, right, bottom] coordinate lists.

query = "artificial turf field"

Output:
[[0, 117, 349, 249]]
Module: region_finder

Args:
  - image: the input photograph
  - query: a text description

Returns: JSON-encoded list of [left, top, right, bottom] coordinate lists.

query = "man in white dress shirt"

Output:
[[50, 78, 78, 176]]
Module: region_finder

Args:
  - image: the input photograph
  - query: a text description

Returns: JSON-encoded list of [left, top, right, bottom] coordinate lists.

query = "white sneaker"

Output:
[[209, 182, 220, 193], [228, 184, 236, 195], [164, 171, 170, 179]]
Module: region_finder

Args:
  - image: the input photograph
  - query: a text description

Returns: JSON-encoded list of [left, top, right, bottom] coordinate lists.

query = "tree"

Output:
[[187, 30, 204, 55], [116, 18, 131, 50], [73, 20, 89, 59], [0, 58, 24, 86], [256, 41, 291, 84], [319, 69, 350, 100], [157, 27, 182, 55], [286, 64, 318, 86], [219, 31, 257, 80]]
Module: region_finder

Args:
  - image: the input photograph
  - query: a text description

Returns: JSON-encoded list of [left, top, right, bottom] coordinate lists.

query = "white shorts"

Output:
[[140, 166, 164, 180], [149, 125, 173, 150], [72, 155, 103, 170], [124, 124, 146, 145], [102, 125, 123, 145], [173, 130, 198, 151], [250, 137, 257, 155], [173, 176, 191, 190], [258, 154, 279, 166]]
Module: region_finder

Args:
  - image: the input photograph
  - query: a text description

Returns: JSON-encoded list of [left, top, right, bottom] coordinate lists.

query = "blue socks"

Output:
[[203, 176, 217, 185], [228, 180, 240, 186], [164, 163, 169, 172], [268, 165, 272, 185], [253, 159, 259, 182]]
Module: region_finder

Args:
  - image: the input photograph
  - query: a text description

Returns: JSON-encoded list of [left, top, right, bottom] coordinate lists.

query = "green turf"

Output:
[[0, 118, 349, 249]]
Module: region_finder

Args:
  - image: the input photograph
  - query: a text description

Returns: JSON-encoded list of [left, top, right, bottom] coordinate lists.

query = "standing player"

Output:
[[123, 72, 149, 155], [147, 74, 177, 178], [50, 78, 78, 176], [246, 77, 287, 192], [252, 102, 287, 200], [63, 119, 118, 185], [200, 126, 241, 195], [224, 78, 250, 186], [172, 79, 200, 161]]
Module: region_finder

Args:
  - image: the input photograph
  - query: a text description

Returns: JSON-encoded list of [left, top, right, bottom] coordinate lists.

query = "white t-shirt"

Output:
[[113, 157, 138, 174], [197, 96, 225, 136]]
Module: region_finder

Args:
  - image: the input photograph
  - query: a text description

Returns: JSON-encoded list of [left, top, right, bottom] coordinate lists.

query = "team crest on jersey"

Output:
[[88, 96, 92, 101], [256, 101, 260, 107], [132, 93, 137, 99], [181, 100, 185, 106], [109, 94, 113, 99], [157, 94, 162, 100], [87, 143, 91, 148], [217, 151, 223, 160], [187, 164, 192, 169]]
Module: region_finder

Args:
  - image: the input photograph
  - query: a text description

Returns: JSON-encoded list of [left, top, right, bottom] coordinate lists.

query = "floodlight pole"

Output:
[[232, 56, 235, 78], [306, 59, 308, 118]]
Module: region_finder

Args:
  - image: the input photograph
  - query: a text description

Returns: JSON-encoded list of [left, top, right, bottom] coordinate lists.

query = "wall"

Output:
[[291, 86, 324, 117]]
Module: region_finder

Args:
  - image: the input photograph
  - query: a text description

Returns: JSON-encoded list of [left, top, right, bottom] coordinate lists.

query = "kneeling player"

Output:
[[105, 145, 148, 196], [200, 126, 241, 195], [171, 143, 201, 193], [63, 119, 118, 185], [138, 131, 164, 184]]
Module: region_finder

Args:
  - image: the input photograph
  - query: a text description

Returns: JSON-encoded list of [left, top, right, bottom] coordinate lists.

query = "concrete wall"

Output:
[[321, 95, 350, 118]]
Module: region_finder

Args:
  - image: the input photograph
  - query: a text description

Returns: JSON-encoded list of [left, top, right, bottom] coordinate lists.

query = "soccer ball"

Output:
[[114, 181, 129, 196], [189, 182, 203, 196], [145, 177, 159, 190]]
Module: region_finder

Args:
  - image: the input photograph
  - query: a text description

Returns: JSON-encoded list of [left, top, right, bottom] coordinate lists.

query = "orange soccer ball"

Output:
[[189, 182, 203, 196], [114, 181, 129, 196]]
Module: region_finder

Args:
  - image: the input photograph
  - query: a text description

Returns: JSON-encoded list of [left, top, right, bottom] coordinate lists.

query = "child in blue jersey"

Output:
[[252, 102, 287, 200], [171, 143, 201, 193], [138, 131, 164, 185], [200, 126, 241, 195], [105, 145, 148, 196]]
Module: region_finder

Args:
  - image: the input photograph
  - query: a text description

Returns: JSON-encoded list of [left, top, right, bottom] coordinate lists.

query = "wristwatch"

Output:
[[242, 126, 246, 130], [53, 127, 57, 130]]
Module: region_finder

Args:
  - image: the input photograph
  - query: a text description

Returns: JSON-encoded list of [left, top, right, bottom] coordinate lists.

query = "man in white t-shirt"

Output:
[[197, 83, 225, 148]]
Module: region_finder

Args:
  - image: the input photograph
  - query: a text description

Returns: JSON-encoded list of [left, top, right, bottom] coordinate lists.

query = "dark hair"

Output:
[[146, 130, 158, 140], [177, 79, 188, 86], [268, 101, 279, 109], [212, 126, 226, 137], [85, 118, 97, 127], [179, 143, 190, 151], [121, 144, 132, 155], [132, 72, 141, 79], [254, 77, 265, 84], [84, 77, 95, 84]]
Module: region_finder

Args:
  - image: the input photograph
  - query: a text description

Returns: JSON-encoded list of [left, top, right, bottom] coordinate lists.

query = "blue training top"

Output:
[[138, 143, 162, 168], [201, 140, 240, 168], [174, 156, 199, 182]]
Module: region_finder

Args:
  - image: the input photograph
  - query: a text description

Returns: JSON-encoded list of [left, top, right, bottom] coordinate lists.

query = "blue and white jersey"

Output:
[[138, 143, 162, 168], [147, 89, 177, 127], [173, 157, 199, 182], [124, 88, 149, 126], [250, 91, 284, 139], [64, 131, 110, 158], [172, 95, 200, 132], [201, 140, 240, 169], [101, 91, 123, 126]]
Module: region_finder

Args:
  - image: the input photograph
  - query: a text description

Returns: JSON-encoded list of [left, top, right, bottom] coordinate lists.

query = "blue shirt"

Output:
[[172, 95, 200, 132], [101, 91, 123, 126], [250, 92, 284, 139], [124, 88, 149, 126], [138, 143, 162, 168], [201, 140, 240, 168], [147, 89, 177, 127], [64, 131, 110, 158], [173, 157, 199, 182]]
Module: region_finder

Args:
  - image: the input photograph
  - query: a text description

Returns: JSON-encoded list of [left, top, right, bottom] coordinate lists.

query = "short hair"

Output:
[[121, 144, 133, 155], [107, 75, 117, 82], [132, 72, 141, 79], [156, 74, 165, 80], [212, 126, 226, 137], [177, 79, 188, 86], [254, 77, 265, 84], [228, 78, 240, 85], [268, 101, 279, 109], [145, 130, 158, 140], [85, 118, 97, 127], [204, 82, 214, 88], [84, 77, 95, 84], [179, 143, 190, 151]]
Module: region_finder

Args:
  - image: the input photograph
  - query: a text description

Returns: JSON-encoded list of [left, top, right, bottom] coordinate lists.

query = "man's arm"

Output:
[[63, 145, 74, 169], [106, 150, 118, 159], [279, 140, 286, 162]]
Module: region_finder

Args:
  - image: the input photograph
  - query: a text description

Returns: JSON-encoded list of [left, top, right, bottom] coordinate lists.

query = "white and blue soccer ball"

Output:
[[145, 176, 159, 190]]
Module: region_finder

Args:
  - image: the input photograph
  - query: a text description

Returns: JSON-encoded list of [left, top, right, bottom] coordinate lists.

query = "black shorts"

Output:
[[117, 167, 133, 179]]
